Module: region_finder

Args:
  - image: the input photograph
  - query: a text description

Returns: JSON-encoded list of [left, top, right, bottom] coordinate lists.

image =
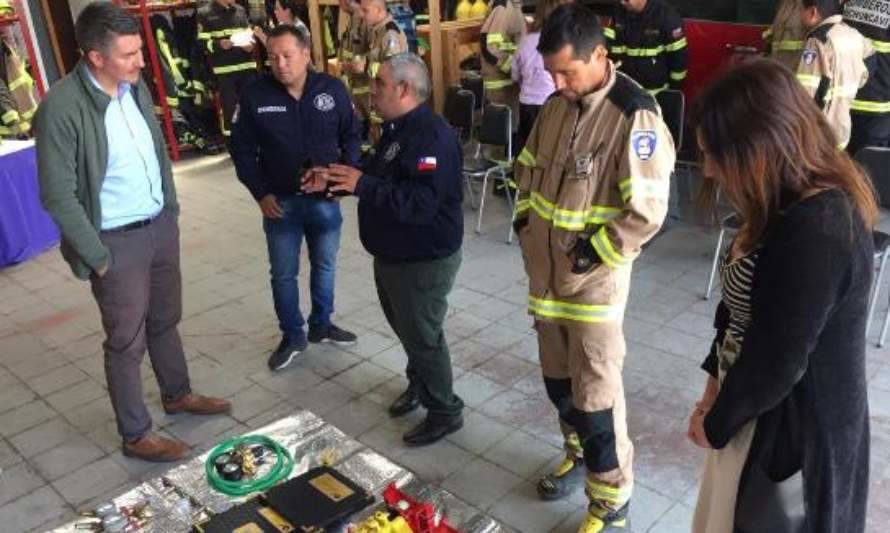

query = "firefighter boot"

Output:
[[577, 500, 630, 533], [536, 433, 585, 500]]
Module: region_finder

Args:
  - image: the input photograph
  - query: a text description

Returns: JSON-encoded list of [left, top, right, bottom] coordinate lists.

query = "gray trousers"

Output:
[[90, 209, 191, 442], [373, 251, 464, 421]]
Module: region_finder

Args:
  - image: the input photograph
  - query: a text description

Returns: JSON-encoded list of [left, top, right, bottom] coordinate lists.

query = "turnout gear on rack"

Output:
[[0, 0, 13, 17], [796, 15, 872, 150], [197, 0, 258, 136], [763, 0, 806, 70], [0, 77, 22, 137], [479, 0, 525, 128], [514, 65, 672, 516], [844, 0, 890, 154], [605, 0, 687, 95], [0, 42, 37, 136]]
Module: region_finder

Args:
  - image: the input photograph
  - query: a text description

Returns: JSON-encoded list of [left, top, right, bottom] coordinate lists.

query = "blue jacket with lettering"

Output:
[[356, 104, 464, 262], [231, 70, 360, 200]]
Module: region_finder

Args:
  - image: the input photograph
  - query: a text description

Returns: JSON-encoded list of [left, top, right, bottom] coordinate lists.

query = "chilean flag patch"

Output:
[[417, 156, 437, 171]]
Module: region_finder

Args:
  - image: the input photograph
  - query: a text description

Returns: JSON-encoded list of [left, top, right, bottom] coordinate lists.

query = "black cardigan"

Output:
[[701, 189, 872, 533]]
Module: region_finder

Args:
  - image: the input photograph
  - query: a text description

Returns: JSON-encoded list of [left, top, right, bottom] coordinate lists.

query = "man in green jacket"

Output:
[[35, 1, 231, 463]]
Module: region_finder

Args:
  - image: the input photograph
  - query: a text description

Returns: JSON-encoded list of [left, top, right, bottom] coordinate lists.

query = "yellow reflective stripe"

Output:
[[851, 99, 890, 113], [529, 192, 621, 229], [528, 295, 622, 323], [669, 70, 687, 81], [16, 121, 30, 134], [625, 46, 664, 57], [499, 55, 513, 74], [824, 84, 861, 99], [553, 457, 577, 477], [796, 74, 821, 88], [514, 198, 530, 216], [618, 178, 633, 203], [486, 33, 505, 45], [611, 45, 627, 54], [369, 61, 381, 78], [647, 83, 669, 96], [517, 147, 535, 167], [213, 62, 256, 74], [586, 479, 633, 505], [166, 96, 179, 107], [604, 27, 616, 39], [370, 111, 383, 124], [197, 32, 213, 41], [664, 37, 687, 52], [869, 38, 890, 53], [341, 50, 354, 59], [484, 78, 514, 90], [19, 107, 35, 121], [566, 433, 582, 455], [618, 176, 668, 202], [590, 226, 626, 268], [774, 40, 804, 51], [8, 74, 31, 91], [1, 109, 19, 124], [352, 85, 371, 95], [499, 42, 517, 52], [157, 31, 187, 86]]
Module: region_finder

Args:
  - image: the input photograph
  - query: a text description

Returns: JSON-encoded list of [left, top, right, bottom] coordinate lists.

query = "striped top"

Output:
[[720, 251, 758, 342]]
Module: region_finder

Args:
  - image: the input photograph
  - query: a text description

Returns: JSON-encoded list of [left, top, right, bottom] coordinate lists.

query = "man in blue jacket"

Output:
[[231, 24, 360, 371], [311, 53, 465, 446]]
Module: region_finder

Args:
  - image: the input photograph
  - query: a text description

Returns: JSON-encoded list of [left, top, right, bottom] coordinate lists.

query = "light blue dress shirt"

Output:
[[87, 70, 164, 230]]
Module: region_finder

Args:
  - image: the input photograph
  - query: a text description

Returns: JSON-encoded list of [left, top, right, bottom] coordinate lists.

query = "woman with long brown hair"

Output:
[[687, 59, 875, 533]]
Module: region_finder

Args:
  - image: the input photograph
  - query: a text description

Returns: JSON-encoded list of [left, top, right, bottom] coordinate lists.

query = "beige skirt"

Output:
[[692, 334, 756, 533]]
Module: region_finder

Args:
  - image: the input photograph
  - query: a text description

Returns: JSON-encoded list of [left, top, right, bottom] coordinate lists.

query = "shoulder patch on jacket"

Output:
[[809, 23, 834, 43], [385, 21, 401, 33], [607, 73, 657, 117]]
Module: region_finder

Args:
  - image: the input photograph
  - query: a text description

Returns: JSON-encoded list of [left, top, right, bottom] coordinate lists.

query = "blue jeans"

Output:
[[263, 195, 342, 341]]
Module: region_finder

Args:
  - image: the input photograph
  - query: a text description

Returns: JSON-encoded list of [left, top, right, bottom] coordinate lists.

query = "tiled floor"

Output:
[[1, 155, 889, 532]]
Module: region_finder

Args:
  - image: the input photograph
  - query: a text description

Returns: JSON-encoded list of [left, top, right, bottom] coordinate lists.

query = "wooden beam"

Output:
[[308, 0, 326, 72], [428, 0, 444, 113]]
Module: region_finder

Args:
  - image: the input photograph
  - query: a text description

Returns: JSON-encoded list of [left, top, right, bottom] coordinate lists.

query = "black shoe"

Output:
[[388, 387, 421, 418], [268, 336, 308, 371], [402, 415, 463, 446], [308, 324, 357, 346]]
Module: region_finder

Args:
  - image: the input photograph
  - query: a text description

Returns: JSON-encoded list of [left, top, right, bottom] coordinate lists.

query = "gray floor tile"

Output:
[[0, 438, 24, 469], [0, 462, 45, 506], [9, 418, 79, 459], [44, 379, 107, 413], [489, 481, 579, 533], [331, 361, 395, 395], [474, 353, 537, 388], [0, 486, 69, 533], [446, 410, 513, 454], [648, 502, 695, 533], [26, 364, 90, 396], [51, 456, 131, 506], [228, 384, 284, 423], [397, 439, 475, 484], [0, 400, 58, 438], [453, 371, 507, 409], [0, 383, 36, 415], [482, 430, 562, 479], [165, 414, 240, 447], [442, 457, 524, 511], [323, 399, 389, 438], [31, 434, 106, 481], [286, 380, 357, 416]]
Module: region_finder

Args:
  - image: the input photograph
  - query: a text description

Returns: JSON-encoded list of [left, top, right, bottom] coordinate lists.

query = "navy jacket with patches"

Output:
[[356, 103, 464, 262], [231, 70, 360, 200]]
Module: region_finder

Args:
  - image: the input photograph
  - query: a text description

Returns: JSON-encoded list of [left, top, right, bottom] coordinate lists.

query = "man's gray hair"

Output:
[[384, 53, 431, 102]]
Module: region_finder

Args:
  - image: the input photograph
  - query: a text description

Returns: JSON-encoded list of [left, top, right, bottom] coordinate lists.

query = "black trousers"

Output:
[[848, 112, 890, 156], [373, 251, 464, 421], [217, 69, 256, 137], [517, 103, 542, 153]]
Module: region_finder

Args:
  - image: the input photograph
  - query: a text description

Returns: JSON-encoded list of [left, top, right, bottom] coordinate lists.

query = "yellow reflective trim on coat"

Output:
[[604, 27, 616, 39], [484, 78, 514, 90], [796, 73, 820, 88], [517, 147, 535, 167], [1, 109, 19, 125], [514, 198, 531, 216], [869, 38, 890, 53], [851, 99, 890, 113], [625, 46, 664, 57], [528, 295, 623, 323], [369, 61, 381, 78], [646, 84, 669, 96], [352, 85, 371, 95], [590, 227, 626, 268], [566, 433, 582, 455], [774, 40, 804, 51], [528, 192, 621, 230], [486, 33, 505, 45], [669, 70, 687, 81], [499, 55, 513, 75], [19, 107, 35, 121], [664, 37, 687, 52], [611, 45, 627, 54], [213, 62, 257, 74], [8, 74, 31, 92]]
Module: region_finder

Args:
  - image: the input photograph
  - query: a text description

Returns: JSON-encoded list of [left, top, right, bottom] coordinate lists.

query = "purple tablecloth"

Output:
[[0, 141, 60, 267]]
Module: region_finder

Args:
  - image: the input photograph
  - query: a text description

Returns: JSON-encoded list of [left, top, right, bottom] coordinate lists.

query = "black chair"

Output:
[[462, 104, 514, 239], [461, 75, 485, 111], [854, 147, 890, 345], [443, 85, 475, 148]]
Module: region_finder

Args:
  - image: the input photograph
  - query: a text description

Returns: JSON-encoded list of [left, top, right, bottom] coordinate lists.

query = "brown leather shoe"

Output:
[[122, 433, 190, 462], [163, 393, 232, 416]]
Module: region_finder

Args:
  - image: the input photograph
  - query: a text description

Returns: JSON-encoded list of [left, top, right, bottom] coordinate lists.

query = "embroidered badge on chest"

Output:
[[314, 93, 335, 112], [574, 153, 593, 176], [631, 130, 657, 161], [384, 142, 401, 162]]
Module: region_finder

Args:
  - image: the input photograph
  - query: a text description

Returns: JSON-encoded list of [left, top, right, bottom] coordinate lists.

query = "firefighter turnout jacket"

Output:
[[513, 65, 673, 324], [361, 16, 408, 86], [844, 0, 890, 150], [197, 1, 256, 77], [763, 0, 806, 69], [605, 0, 687, 94], [796, 15, 873, 150], [0, 43, 38, 137], [480, 0, 526, 93], [339, 7, 368, 90]]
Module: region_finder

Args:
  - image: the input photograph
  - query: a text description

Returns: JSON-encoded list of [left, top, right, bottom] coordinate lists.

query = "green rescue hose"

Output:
[[205, 435, 294, 497]]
